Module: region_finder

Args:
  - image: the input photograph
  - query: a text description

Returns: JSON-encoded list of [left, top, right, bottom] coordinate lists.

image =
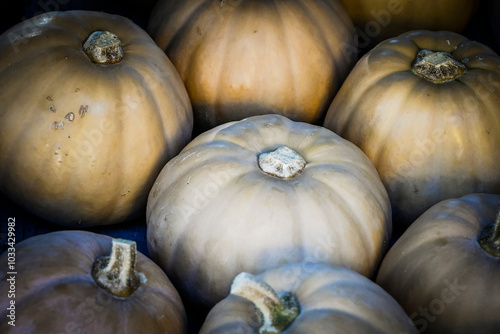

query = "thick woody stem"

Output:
[[231, 272, 300, 334], [478, 209, 500, 258], [83, 31, 123, 64], [92, 239, 141, 298], [411, 49, 467, 83], [258, 146, 306, 179]]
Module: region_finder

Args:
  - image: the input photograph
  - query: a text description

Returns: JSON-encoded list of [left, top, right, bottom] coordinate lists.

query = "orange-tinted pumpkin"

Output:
[[340, 0, 480, 50], [148, 0, 357, 132]]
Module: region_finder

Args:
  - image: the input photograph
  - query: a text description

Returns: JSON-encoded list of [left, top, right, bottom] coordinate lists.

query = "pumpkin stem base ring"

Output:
[[258, 146, 306, 179], [411, 49, 467, 83], [83, 30, 124, 64]]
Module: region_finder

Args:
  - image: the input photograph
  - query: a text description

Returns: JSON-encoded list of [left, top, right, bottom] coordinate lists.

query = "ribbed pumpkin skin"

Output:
[[0, 11, 193, 226], [0, 231, 187, 333], [200, 263, 418, 334], [148, 0, 357, 132], [340, 0, 479, 49], [323, 30, 500, 229], [376, 194, 500, 334], [147, 114, 391, 308]]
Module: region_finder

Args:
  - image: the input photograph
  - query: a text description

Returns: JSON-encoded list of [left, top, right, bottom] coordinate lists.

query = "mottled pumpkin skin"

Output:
[[376, 194, 500, 334], [340, 0, 479, 49], [0, 231, 187, 333], [200, 262, 418, 334], [323, 30, 500, 230], [147, 114, 391, 308], [0, 11, 193, 226], [148, 0, 357, 132]]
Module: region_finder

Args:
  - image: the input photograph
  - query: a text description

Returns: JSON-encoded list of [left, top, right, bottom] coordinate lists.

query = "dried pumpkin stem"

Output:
[[83, 31, 123, 64], [478, 208, 500, 258], [411, 49, 467, 83], [231, 272, 300, 334], [258, 146, 306, 179], [92, 238, 141, 298]]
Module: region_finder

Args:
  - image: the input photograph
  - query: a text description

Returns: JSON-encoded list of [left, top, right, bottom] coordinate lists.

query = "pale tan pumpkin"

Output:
[[340, 0, 480, 50], [200, 262, 418, 334], [0, 10, 193, 226], [376, 193, 500, 333], [148, 0, 357, 132], [0, 230, 187, 333], [323, 30, 500, 230], [147, 114, 391, 308]]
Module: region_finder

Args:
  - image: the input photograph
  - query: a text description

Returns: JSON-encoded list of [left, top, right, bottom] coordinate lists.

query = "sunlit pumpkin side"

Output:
[[323, 30, 500, 231], [148, 0, 357, 132]]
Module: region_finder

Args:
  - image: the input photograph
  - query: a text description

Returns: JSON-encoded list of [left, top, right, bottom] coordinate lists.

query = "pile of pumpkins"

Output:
[[1, 0, 499, 333]]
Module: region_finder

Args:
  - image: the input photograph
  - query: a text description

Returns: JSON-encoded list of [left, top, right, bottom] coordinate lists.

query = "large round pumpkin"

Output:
[[147, 0, 357, 132], [323, 30, 500, 230], [0, 10, 193, 226], [200, 262, 418, 333], [147, 114, 392, 308], [376, 193, 500, 333], [0, 230, 187, 333], [340, 0, 480, 50]]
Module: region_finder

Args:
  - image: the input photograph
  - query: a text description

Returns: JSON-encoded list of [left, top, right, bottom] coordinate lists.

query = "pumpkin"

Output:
[[340, 0, 480, 50], [323, 30, 500, 231], [376, 193, 500, 333], [200, 262, 418, 333], [0, 230, 187, 333], [147, 0, 357, 132], [0, 10, 193, 226], [147, 114, 392, 308]]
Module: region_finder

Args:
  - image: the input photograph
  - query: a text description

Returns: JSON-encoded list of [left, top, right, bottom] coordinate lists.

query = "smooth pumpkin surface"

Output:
[[323, 30, 500, 230], [340, 0, 480, 50], [376, 193, 500, 333], [148, 0, 357, 132], [0, 10, 193, 226], [147, 114, 392, 308], [0, 230, 187, 333], [200, 262, 418, 333]]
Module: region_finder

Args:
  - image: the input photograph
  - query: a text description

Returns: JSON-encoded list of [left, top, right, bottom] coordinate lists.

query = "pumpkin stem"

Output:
[[411, 49, 467, 83], [230, 272, 300, 334], [258, 146, 306, 179], [92, 238, 141, 298], [83, 31, 124, 64], [478, 208, 500, 258]]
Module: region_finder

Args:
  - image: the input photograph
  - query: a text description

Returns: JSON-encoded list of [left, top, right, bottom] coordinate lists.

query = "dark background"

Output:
[[0, 0, 499, 332]]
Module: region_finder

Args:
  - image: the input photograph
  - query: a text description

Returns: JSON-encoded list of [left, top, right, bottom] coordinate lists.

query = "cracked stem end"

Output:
[[231, 272, 300, 334], [411, 49, 466, 83], [258, 146, 306, 179], [478, 209, 500, 258], [92, 238, 141, 298], [83, 31, 123, 64]]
